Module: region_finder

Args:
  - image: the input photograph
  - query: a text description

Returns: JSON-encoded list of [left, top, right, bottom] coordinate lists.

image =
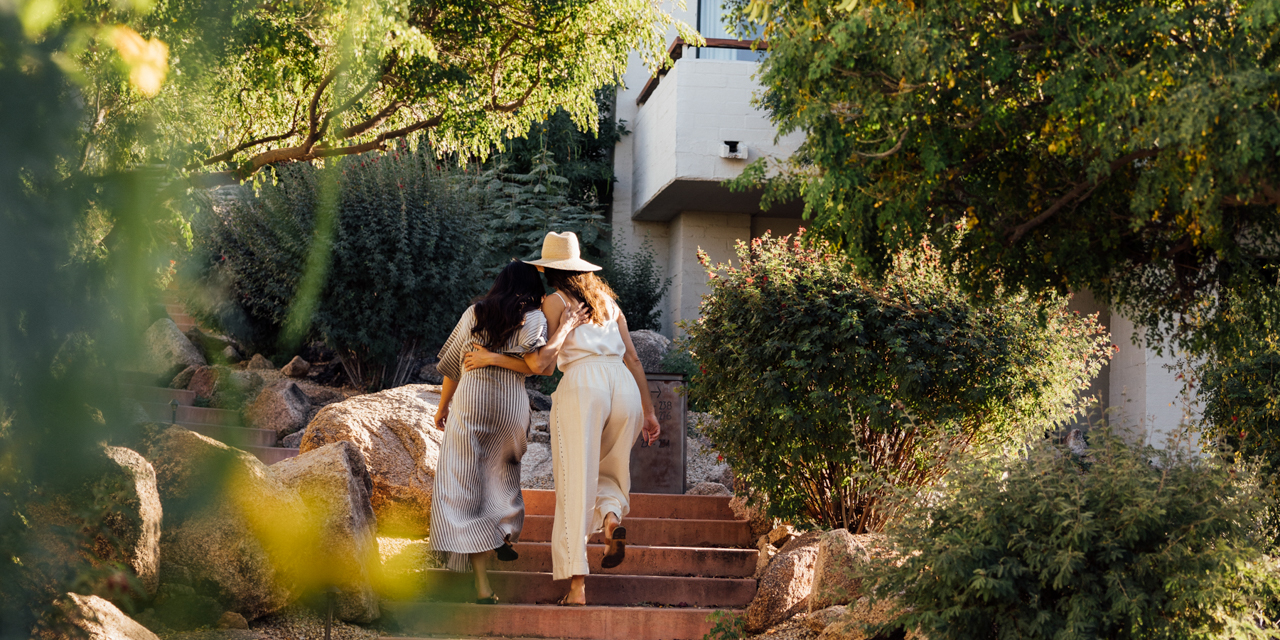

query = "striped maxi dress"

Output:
[[430, 306, 548, 572]]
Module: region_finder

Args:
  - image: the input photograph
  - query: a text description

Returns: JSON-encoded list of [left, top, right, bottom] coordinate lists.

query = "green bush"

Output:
[[187, 145, 485, 389], [475, 148, 609, 269], [601, 240, 670, 332], [684, 232, 1111, 532], [869, 430, 1280, 640], [1197, 279, 1280, 500]]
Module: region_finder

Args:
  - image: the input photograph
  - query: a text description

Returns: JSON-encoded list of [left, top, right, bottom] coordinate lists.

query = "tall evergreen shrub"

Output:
[[190, 146, 485, 389], [685, 232, 1112, 532], [475, 148, 610, 270]]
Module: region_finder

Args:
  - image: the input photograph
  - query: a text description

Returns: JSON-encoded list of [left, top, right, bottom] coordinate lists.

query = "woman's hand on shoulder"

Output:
[[561, 301, 589, 330]]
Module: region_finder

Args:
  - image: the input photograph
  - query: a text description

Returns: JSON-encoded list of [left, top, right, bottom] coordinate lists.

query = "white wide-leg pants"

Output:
[[548, 355, 643, 580]]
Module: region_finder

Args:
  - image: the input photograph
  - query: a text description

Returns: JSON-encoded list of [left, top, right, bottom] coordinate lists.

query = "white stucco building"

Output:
[[610, 2, 1198, 446]]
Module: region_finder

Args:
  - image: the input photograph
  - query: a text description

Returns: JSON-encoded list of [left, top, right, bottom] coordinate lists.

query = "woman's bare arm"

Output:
[[617, 313, 661, 445], [434, 376, 459, 431], [462, 298, 587, 376]]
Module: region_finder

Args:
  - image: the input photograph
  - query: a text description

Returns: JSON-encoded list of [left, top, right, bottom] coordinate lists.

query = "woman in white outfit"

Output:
[[464, 231, 661, 606]]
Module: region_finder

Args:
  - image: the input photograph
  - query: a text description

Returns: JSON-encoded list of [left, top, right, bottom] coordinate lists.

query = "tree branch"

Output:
[[1007, 149, 1159, 243], [337, 100, 405, 139], [855, 128, 908, 159], [199, 128, 299, 167]]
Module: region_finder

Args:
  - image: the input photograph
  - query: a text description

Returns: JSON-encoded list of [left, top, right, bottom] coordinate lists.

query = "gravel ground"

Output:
[[250, 604, 380, 640], [745, 612, 821, 640]]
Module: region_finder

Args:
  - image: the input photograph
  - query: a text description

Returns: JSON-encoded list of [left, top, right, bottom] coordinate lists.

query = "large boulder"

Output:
[[25, 446, 163, 601], [184, 327, 240, 365], [686, 481, 731, 496], [629, 330, 671, 373], [744, 532, 821, 632], [810, 530, 881, 612], [271, 441, 380, 623], [730, 494, 777, 540], [245, 381, 311, 438], [300, 385, 444, 535], [281, 356, 311, 378], [53, 592, 160, 640], [144, 426, 309, 620], [99, 446, 164, 596], [140, 318, 206, 377]]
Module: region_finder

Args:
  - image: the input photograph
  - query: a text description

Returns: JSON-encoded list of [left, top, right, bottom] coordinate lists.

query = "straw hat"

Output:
[[524, 231, 601, 272]]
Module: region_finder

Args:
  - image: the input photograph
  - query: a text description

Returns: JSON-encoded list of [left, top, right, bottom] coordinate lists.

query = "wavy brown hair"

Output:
[[544, 268, 618, 325]]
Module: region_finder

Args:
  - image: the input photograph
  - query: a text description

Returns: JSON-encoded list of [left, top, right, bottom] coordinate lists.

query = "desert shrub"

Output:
[[685, 231, 1111, 532], [475, 148, 609, 270], [868, 430, 1280, 640], [600, 240, 670, 332], [187, 145, 485, 389]]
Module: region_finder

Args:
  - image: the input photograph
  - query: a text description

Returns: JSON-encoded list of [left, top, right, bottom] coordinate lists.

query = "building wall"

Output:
[[668, 212, 751, 336], [1105, 313, 1200, 448]]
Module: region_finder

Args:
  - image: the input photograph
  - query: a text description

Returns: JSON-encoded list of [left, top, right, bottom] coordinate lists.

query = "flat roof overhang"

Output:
[[631, 178, 805, 221]]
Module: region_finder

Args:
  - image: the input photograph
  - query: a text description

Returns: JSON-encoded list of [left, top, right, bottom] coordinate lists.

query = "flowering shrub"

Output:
[[870, 430, 1279, 640], [684, 231, 1111, 531]]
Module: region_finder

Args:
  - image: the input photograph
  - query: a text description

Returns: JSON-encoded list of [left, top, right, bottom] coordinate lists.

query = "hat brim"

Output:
[[523, 257, 602, 272]]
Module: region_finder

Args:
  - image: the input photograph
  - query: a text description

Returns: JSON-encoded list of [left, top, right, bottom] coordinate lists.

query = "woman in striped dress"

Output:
[[431, 261, 585, 604]]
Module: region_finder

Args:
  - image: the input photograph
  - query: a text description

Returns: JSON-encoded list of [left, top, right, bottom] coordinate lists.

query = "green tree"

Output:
[[476, 148, 611, 267], [63, 0, 697, 179], [685, 232, 1111, 532], [728, 0, 1280, 345]]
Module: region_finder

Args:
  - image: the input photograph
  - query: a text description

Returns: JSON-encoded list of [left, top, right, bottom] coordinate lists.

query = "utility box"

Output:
[[630, 373, 687, 494]]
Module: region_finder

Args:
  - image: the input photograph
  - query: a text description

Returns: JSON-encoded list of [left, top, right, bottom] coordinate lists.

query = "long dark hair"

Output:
[[544, 267, 617, 325], [472, 261, 545, 349]]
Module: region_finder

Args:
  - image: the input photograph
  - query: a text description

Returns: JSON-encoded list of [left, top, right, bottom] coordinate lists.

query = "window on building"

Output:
[[697, 0, 764, 61]]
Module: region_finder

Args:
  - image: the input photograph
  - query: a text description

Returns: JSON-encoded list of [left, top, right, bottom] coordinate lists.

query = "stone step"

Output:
[[141, 402, 241, 426], [410, 569, 756, 608], [122, 384, 195, 406], [254, 445, 300, 464], [519, 516, 753, 549], [179, 422, 278, 448], [164, 303, 186, 316], [521, 488, 736, 521], [506, 542, 756, 578], [380, 603, 724, 640]]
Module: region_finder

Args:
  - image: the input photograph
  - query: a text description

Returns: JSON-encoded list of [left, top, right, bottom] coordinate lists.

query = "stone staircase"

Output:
[[122, 379, 299, 464], [381, 489, 755, 640], [122, 292, 300, 464]]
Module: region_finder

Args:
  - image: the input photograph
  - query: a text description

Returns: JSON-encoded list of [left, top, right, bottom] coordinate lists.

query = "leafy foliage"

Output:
[[727, 0, 1280, 349], [1197, 274, 1280, 502], [475, 148, 610, 269], [188, 145, 485, 389], [62, 0, 697, 179], [871, 430, 1280, 640], [684, 232, 1111, 532], [1, 3, 183, 634], [493, 88, 627, 211], [600, 240, 671, 333]]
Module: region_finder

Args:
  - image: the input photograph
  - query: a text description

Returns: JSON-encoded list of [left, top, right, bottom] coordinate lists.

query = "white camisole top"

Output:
[[553, 291, 626, 369]]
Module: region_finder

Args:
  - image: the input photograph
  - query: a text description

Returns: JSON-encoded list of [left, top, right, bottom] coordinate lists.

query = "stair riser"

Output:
[[414, 569, 756, 607], [382, 603, 721, 640], [142, 402, 241, 426], [253, 446, 299, 464], [522, 489, 736, 521], [507, 542, 756, 578], [122, 385, 195, 406], [180, 423, 278, 448], [520, 516, 753, 548]]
